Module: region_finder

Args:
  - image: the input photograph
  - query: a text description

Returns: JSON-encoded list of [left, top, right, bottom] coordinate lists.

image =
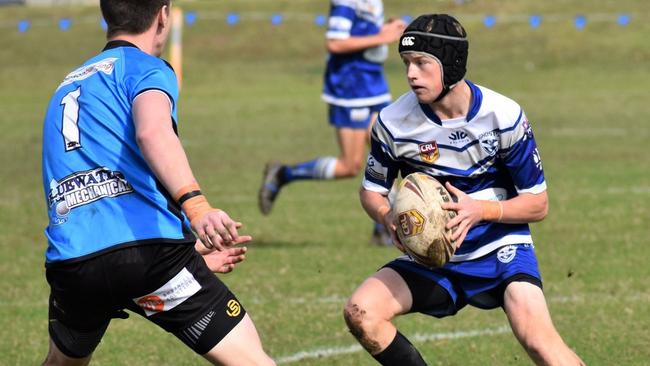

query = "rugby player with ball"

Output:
[[344, 14, 585, 366]]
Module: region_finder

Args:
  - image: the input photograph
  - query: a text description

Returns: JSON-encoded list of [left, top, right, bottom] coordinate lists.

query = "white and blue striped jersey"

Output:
[[41, 41, 195, 264], [322, 0, 392, 107], [363, 81, 546, 262]]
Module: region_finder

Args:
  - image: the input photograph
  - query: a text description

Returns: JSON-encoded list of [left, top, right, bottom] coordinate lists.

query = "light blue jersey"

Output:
[[42, 41, 195, 264], [363, 81, 546, 262], [322, 0, 392, 107]]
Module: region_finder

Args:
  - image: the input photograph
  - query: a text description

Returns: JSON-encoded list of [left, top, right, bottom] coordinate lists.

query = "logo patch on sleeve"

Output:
[[365, 155, 388, 181], [133, 268, 201, 316]]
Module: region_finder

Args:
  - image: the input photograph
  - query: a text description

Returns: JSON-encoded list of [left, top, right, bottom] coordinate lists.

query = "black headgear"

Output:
[[399, 14, 468, 101]]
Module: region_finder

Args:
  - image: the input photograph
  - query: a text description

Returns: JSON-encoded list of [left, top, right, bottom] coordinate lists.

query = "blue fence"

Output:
[[0, 0, 24, 5], [5, 11, 636, 34]]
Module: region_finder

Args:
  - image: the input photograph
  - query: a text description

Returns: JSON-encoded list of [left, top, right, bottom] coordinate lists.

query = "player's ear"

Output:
[[156, 5, 170, 34]]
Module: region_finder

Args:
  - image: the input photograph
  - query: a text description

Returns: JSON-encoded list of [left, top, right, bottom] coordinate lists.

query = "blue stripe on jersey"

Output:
[[329, 4, 356, 32], [455, 222, 531, 256], [401, 151, 497, 176], [466, 80, 483, 121], [501, 134, 544, 190], [376, 109, 524, 154], [419, 80, 483, 125]]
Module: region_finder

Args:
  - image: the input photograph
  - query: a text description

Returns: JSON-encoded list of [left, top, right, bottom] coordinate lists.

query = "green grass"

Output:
[[1, 0, 649, 365]]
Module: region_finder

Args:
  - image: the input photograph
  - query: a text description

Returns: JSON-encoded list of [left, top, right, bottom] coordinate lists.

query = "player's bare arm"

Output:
[[326, 18, 406, 54], [441, 181, 549, 245], [132, 91, 250, 250], [360, 187, 405, 252]]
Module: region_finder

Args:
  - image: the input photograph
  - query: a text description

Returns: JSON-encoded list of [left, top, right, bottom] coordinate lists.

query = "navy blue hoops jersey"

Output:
[[322, 0, 392, 107], [363, 81, 546, 262], [42, 41, 195, 264]]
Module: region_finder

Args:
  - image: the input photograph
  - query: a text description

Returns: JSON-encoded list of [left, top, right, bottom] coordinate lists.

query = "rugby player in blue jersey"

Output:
[[40, 1, 274, 365], [343, 14, 585, 365], [258, 0, 405, 245]]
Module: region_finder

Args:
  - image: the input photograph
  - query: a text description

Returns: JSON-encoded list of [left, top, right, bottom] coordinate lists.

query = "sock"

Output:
[[372, 331, 427, 366], [283, 156, 337, 183], [374, 222, 385, 232]]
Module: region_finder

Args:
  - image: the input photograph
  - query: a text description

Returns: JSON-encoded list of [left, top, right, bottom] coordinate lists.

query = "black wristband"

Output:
[[177, 190, 202, 205]]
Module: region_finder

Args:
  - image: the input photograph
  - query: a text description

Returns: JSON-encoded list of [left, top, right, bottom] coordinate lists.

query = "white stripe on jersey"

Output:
[[321, 93, 392, 108], [450, 235, 533, 262], [327, 16, 353, 36], [517, 181, 547, 195]]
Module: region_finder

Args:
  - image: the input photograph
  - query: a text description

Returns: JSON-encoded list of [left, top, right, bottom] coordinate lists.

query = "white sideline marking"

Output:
[[275, 326, 511, 364], [271, 293, 649, 364]]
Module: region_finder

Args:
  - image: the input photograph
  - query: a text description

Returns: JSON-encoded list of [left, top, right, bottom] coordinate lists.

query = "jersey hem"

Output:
[[44, 237, 196, 268]]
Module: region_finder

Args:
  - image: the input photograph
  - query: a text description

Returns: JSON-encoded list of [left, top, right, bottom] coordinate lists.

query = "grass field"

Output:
[[1, 0, 649, 365]]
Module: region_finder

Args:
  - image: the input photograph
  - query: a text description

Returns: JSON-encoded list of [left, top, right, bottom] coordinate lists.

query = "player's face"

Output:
[[401, 53, 444, 104]]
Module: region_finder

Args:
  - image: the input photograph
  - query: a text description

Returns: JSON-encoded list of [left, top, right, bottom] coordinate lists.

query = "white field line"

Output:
[[275, 326, 511, 364], [272, 292, 650, 364], [1, 292, 647, 363], [2, 292, 648, 308]]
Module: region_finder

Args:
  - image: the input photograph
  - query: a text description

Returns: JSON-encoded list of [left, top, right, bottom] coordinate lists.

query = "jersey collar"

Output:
[[103, 40, 140, 51], [419, 80, 483, 126]]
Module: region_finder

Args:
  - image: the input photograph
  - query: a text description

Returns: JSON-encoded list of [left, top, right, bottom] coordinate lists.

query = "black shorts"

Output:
[[46, 243, 246, 358]]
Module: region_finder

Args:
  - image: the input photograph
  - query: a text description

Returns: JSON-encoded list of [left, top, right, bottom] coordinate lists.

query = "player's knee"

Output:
[[517, 332, 555, 361], [343, 300, 376, 338], [338, 159, 364, 177], [343, 300, 388, 354]]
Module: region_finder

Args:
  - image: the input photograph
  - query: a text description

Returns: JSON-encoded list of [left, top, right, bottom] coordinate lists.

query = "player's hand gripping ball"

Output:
[[392, 173, 457, 268]]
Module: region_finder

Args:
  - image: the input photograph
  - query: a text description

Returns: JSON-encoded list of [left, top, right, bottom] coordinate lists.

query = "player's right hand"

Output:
[[382, 209, 406, 253], [381, 18, 407, 43], [193, 212, 252, 251]]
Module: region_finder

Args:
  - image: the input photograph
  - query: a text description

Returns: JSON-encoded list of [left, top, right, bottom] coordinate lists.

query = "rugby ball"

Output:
[[392, 173, 457, 268]]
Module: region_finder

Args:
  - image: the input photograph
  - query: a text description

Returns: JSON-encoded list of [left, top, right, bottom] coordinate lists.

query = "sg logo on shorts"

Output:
[[226, 299, 241, 317]]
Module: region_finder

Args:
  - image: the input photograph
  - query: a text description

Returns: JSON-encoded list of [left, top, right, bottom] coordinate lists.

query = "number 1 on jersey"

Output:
[[61, 87, 82, 151]]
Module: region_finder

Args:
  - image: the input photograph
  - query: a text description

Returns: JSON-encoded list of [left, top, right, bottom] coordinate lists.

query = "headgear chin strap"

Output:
[[399, 14, 468, 102]]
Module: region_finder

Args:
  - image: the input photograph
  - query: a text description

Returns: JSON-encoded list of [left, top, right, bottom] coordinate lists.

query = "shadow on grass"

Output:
[[248, 239, 317, 249]]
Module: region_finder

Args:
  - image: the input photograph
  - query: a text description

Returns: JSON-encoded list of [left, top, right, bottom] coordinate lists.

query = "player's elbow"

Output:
[[326, 39, 348, 54], [135, 128, 157, 149], [530, 194, 549, 222]]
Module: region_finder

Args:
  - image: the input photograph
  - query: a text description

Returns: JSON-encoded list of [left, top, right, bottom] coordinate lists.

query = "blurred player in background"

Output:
[[344, 14, 585, 365], [40, 1, 274, 365], [258, 0, 406, 245]]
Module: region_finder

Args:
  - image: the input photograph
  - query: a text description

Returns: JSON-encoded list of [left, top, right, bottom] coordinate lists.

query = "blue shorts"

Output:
[[384, 244, 543, 318], [328, 102, 390, 129]]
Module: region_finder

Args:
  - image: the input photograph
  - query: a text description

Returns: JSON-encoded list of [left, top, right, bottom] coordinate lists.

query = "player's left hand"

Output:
[[440, 182, 483, 247], [197, 241, 247, 274]]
